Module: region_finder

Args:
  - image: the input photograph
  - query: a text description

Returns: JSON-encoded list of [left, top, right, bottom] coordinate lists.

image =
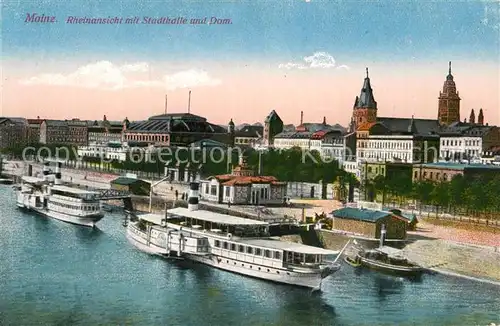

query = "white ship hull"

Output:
[[16, 191, 104, 228], [126, 224, 339, 290]]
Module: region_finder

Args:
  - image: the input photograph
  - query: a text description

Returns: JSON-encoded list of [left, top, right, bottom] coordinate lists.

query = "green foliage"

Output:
[[372, 171, 500, 219]]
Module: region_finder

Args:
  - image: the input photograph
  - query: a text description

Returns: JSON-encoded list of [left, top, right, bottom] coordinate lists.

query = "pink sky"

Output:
[[2, 59, 499, 127]]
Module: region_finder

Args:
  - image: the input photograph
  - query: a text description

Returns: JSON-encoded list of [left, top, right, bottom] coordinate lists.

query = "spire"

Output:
[[408, 115, 417, 134], [354, 67, 377, 109], [446, 61, 454, 81], [478, 108, 484, 125], [469, 109, 475, 124]]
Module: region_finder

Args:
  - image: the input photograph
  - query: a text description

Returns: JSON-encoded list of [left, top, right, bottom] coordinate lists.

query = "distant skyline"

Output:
[[2, 0, 499, 126]]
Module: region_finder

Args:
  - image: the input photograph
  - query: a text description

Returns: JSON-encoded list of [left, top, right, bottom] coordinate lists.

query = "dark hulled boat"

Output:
[[356, 246, 425, 277]]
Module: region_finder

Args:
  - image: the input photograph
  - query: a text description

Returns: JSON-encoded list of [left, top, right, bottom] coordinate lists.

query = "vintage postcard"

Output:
[[1, 1, 499, 325]]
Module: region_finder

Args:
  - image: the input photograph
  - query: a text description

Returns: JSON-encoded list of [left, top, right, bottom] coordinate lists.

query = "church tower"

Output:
[[438, 61, 461, 126], [352, 68, 377, 130]]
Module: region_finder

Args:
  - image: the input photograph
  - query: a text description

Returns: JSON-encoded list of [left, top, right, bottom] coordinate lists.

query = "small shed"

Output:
[[110, 177, 150, 196], [330, 207, 407, 239], [386, 209, 418, 230]]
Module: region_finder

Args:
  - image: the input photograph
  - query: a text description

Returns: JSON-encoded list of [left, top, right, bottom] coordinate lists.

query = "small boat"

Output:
[[344, 255, 361, 267], [0, 178, 13, 185], [357, 246, 425, 277]]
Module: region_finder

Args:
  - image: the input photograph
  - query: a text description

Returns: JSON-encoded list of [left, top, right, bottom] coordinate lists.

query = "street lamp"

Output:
[[149, 175, 172, 213]]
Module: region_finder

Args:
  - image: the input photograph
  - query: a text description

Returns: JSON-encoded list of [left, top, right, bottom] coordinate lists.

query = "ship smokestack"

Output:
[[188, 182, 199, 211], [42, 161, 50, 181], [55, 161, 62, 185], [379, 223, 386, 248]]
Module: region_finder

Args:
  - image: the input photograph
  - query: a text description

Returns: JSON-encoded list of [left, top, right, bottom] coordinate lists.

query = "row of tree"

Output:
[[368, 172, 500, 219], [3, 143, 358, 188]]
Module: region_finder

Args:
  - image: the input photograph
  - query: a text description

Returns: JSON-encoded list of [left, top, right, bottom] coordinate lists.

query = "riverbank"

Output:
[[281, 230, 500, 284], [402, 239, 500, 284]]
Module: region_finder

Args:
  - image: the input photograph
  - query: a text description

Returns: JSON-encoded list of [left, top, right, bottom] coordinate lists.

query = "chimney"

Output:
[[323, 116, 326, 125], [103, 115, 107, 121], [300, 111, 304, 125], [188, 182, 199, 211], [188, 90, 192, 114], [42, 161, 50, 181], [54, 161, 62, 185]]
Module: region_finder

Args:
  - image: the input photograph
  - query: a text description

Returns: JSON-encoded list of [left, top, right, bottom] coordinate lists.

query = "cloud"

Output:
[[278, 52, 349, 70], [336, 65, 350, 70], [163, 69, 221, 90], [20, 61, 221, 91]]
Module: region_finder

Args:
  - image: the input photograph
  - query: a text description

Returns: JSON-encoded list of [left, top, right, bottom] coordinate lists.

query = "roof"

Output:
[[44, 120, 69, 127], [439, 122, 493, 136], [234, 125, 263, 138], [21, 176, 45, 184], [126, 114, 225, 134], [377, 117, 440, 136], [240, 239, 339, 255], [264, 110, 282, 123], [208, 174, 285, 186], [331, 207, 394, 223], [190, 139, 228, 148], [356, 122, 376, 131], [111, 177, 146, 185], [310, 129, 343, 140], [419, 162, 500, 171], [374, 246, 405, 258], [354, 71, 377, 109], [167, 207, 269, 226], [51, 185, 99, 195], [385, 209, 417, 222], [0, 117, 27, 126], [138, 213, 165, 225], [274, 131, 314, 139]]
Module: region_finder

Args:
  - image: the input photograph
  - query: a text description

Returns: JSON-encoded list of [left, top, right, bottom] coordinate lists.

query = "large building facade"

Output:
[[0, 118, 28, 149], [122, 113, 227, 147]]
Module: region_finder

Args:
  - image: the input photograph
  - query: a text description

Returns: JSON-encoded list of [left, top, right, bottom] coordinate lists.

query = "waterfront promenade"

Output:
[[5, 160, 500, 282]]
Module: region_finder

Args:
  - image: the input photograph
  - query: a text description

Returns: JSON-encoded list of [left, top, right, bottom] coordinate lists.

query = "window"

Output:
[[246, 247, 253, 254], [223, 242, 228, 249], [238, 245, 245, 253], [274, 251, 281, 260], [225, 187, 230, 197], [264, 250, 271, 258], [231, 243, 236, 251], [255, 248, 262, 256], [210, 185, 217, 196], [214, 240, 220, 248]]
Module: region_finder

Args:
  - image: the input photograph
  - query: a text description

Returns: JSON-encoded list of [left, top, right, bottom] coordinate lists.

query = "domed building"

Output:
[[122, 113, 228, 147]]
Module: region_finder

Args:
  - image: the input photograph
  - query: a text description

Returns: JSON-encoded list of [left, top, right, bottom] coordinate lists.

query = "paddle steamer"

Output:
[[15, 160, 104, 227], [126, 182, 344, 290]]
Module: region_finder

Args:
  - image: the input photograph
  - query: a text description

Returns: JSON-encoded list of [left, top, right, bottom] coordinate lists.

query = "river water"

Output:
[[0, 186, 498, 326]]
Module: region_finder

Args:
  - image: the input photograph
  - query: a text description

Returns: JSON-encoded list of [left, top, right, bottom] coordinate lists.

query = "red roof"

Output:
[[311, 130, 328, 139], [209, 175, 285, 186], [356, 122, 376, 131]]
